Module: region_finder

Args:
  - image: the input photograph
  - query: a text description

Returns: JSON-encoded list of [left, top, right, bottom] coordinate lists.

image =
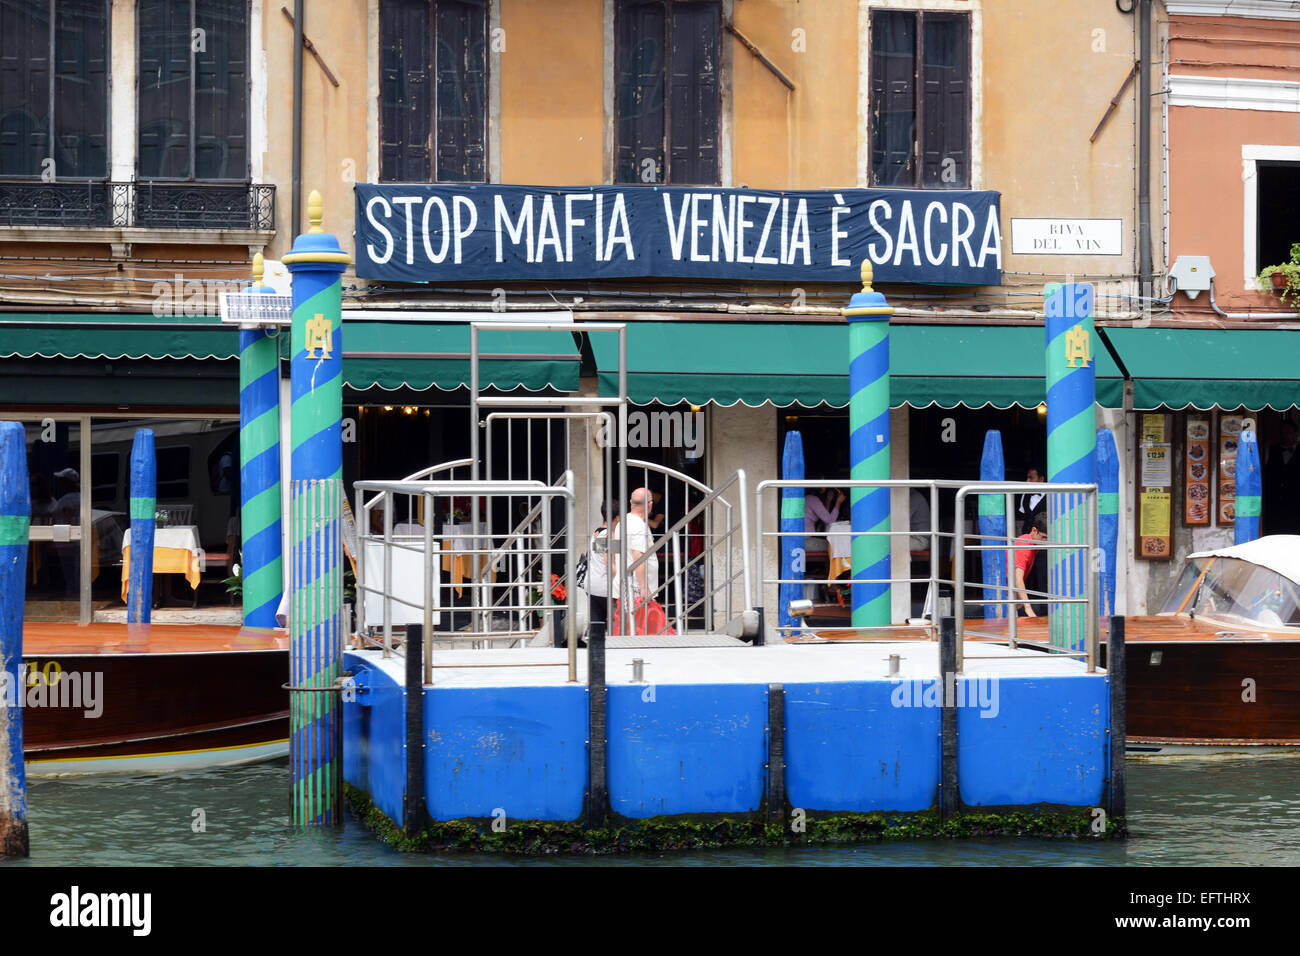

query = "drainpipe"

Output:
[[1138, 0, 1152, 311], [291, 0, 304, 238]]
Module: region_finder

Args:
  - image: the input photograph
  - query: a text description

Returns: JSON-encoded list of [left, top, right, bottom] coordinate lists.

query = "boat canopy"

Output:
[[1188, 535, 1300, 587]]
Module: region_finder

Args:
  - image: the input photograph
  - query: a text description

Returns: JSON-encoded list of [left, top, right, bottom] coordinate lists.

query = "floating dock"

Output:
[[342, 637, 1120, 852]]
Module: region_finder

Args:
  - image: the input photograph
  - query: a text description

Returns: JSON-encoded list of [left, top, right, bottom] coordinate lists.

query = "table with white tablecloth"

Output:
[[826, 520, 852, 581], [120, 525, 203, 600]]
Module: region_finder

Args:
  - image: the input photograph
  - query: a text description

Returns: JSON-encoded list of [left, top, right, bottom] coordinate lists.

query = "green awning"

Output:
[[340, 319, 580, 392], [1100, 327, 1300, 411], [0, 313, 581, 393], [0, 313, 237, 360], [590, 321, 1125, 409]]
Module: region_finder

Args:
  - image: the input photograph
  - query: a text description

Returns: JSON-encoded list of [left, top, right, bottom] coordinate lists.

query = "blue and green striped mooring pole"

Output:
[[127, 429, 157, 624], [283, 191, 351, 827], [1235, 430, 1261, 545], [1045, 283, 1097, 652], [0, 422, 31, 856], [843, 261, 893, 629], [239, 253, 284, 629]]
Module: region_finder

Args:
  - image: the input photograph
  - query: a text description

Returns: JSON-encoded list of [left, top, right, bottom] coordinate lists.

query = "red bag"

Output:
[[614, 598, 677, 636]]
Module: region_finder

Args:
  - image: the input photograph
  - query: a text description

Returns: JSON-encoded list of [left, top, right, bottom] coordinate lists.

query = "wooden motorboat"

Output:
[[1100, 536, 1300, 755], [19, 622, 289, 776]]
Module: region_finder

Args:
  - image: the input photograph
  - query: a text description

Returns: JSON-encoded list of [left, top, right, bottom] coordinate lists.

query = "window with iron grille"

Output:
[[137, 0, 248, 181], [380, 0, 488, 183], [615, 0, 720, 186], [869, 9, 970, 189], [0, 0, 109, 179]]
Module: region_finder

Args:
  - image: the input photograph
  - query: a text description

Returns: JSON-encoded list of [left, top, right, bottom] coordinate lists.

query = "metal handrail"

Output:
[[613, 468, 749, 637], [755, 478, 945, 641], [953, 482, 1099, 673], [355, 475, 579, 681], [361, 458, 475, 513], [754, 479, 1099, 660]]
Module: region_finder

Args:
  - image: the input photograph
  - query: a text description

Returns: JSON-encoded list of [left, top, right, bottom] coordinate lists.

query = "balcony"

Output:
[[0, 181, 276, 231]]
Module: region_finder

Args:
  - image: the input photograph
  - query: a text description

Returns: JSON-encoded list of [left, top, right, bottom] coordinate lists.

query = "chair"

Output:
[[163, 503, 195, 527]]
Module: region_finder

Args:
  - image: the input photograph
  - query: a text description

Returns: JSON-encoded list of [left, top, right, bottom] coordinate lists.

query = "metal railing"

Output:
[[0, 180, 276, 229], [754, 479, 1099, 671], [953, 482, 1099, 672], [755, 479, 946, 642], [354, 473, 579, 682], [612, 466, 752, 639]]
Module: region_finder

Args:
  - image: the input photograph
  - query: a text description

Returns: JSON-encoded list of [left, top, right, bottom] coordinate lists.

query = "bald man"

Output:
[[615, 487, 658, 606]]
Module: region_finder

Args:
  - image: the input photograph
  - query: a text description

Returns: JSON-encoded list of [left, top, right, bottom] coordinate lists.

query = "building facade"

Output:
[[2, 0, 1295, 627]]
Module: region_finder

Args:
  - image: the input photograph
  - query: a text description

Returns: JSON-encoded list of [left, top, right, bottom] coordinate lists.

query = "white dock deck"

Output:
[[349, 640, 1101, 688]]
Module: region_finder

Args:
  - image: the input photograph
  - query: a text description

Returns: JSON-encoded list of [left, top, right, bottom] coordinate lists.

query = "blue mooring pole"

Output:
[[1096, 428, 1120, 620], [977, 430, 1006, 620], [779, 430, 805, 630], [1235, 430, 1261, 545], [0, 421, 31, 856], [127, 429, 157, 624]]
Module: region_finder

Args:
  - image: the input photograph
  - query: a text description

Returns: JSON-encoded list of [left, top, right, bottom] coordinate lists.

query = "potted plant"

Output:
[[223, 558, 242, 599], [1256, 242, 1300, 307]]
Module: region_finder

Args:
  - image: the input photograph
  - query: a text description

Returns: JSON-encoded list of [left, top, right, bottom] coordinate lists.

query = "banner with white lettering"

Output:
[[354, 184, 1003, 286]]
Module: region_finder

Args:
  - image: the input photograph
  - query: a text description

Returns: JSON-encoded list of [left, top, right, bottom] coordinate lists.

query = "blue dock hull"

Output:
[[341, 650, 1112, 844]]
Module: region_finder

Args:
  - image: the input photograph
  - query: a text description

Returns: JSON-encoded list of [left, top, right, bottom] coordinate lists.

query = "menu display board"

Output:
[[1136, 413, 1173, 560], [1218, 416, 1244, 524], [1184, 415, 1212, 525], [1142, 444, 1172, 485]]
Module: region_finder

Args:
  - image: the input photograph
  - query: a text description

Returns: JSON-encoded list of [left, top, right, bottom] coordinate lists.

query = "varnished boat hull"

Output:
[[18, 623, 290, 777], [1116, 638, 1300, 748]]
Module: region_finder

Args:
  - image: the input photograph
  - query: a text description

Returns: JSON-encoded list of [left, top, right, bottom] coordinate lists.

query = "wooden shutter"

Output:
[[615, 0, 666, 184], [380, 0, 432, 182], [0, 0, 50, 176], [920, 13, 969, 188], [138, 0, 194, 178], [667, 0, 719, 185], [54, 0, 109, 179], [194, 0, 248, 180], [434, 0, 486, 182], [870, 10, 916, 188]]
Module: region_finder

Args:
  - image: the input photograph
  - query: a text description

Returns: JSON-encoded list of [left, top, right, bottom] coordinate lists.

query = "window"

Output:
[[380, 0, 487, 183], [137, 0, 248, 180], [869, 9, 970, 189], [156, 445, 190, 499], [90, 451, 119, 506], [0, 0, 109, 178], [615, 0, 720, 186], [1256, 162, 1300, 273]]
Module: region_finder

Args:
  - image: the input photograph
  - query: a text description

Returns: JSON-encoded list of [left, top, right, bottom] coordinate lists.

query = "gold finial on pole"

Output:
[[860, 260, 874, 293], [307, 190, 324, 233], [252, 251, 265, 284]]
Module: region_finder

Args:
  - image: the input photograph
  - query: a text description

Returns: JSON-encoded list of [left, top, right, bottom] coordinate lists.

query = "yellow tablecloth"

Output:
[[829, 556, 852, 580], [440, 552, 473, 596], [120, 544, 202, 601]]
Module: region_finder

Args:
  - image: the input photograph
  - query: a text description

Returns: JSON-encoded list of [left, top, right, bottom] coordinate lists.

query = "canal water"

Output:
[[4, 756, 1298, 866]]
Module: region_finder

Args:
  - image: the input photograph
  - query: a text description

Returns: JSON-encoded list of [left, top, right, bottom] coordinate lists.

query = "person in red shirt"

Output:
[[1015, 512, 1048, 617]]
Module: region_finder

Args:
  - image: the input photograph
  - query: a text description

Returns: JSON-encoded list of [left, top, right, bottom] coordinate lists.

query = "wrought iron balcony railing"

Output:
[[0, 181, 276, 231]]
